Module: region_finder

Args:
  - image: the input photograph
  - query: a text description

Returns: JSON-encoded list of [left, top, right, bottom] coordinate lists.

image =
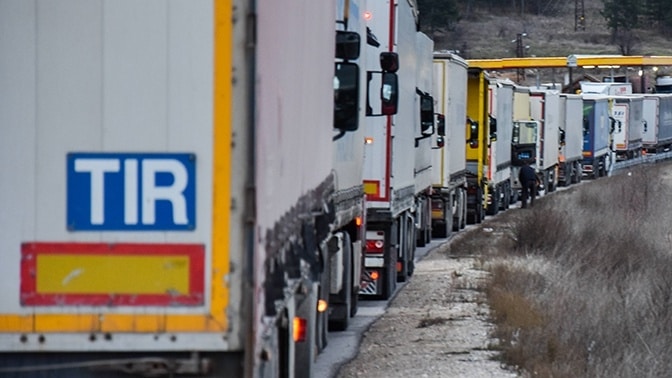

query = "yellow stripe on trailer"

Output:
[[36, 255, 190, 294]]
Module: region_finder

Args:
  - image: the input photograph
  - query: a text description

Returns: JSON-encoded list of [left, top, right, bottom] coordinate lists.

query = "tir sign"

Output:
[[67, 153, 196, 231]]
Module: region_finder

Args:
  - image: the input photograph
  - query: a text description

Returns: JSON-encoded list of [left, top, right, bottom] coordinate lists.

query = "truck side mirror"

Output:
[[467, 117, 479, 148], [436, 114, 446, 136], [380, 52, 399, 73], [381, 72, 398, 115], [335, 31, 360, 60], [489, 115, 497, 141], [433, 136, 445, 149], [609, 117, 616, 133], [419, 93, 434, 135], [334, 62, 360, 131]]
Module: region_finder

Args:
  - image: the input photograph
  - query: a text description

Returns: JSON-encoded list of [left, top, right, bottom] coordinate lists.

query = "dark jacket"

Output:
[[519, 164, 537, 185]]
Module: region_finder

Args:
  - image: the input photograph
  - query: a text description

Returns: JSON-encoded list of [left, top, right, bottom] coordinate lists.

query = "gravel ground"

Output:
[[336, 244, 521, 378]]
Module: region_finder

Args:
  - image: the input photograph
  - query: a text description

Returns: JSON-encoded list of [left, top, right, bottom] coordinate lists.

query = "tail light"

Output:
[[293, 317, 307, 342], [365, 231, 385, 253]]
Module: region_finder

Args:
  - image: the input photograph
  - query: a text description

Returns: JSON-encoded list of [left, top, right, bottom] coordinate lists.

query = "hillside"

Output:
[[427, 0, 672, 86], [432, 0, 672, 58]]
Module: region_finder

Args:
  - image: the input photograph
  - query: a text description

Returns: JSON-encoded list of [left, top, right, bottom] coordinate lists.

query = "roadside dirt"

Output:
[[336, 238, 521, 378]]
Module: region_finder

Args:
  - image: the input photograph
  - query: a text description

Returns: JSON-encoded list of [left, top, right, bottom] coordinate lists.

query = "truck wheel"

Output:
[[398, 219, 409, 282], [382, 254, 396, 300], [453, 199, 461, 231], [466, 211, 476, 225], [328, 232, 352, 332], [407, 217, 416, 277], [502, 183, 511, 210], [350, 286, 359, 318], [476, 189, 484, 223], [486, 187, 499, 216]]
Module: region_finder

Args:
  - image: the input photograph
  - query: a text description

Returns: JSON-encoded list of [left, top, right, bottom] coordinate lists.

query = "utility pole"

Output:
[[515, 33, 527, 83], [575, 0, 585, 31]]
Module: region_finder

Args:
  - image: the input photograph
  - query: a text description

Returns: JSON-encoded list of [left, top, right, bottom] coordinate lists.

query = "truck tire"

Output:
[[406, 217, 416, 277], [501, 182, 510, 210], [398, 219, 410, 282], [486, 186, 499, 216], [433, 198, 451, 238], [476, 188, 484, 223], [329, 232, 352, 332], [461, 192, 467, 229], [416, 218, 430, 248], [382, 238, 397, 300]]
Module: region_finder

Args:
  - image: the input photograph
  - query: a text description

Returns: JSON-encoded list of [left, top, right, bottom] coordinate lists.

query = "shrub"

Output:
[[484, 161, 672, 377]]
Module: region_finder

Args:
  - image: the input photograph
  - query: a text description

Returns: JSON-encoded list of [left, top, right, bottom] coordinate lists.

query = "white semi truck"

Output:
[[0, 1, 373, 377], [529, 88, 561, 193], [413, 32, 439, 248], [641, 94, 672, 154], [431, 51, 468, 237], [511, 85, 539, 200], [359, 0, 438, 298], [326, 0, 371, 335], [611, 95, 644, 161], [558, 94, 585, 186], [486, 79, 515, 214]]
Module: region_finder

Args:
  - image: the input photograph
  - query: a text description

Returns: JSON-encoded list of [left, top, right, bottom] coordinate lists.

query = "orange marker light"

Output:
[[355, 216, 362, 227], [317, 299, 328, 313], [363, 11, 372, 21], [370, 271, 380, 280], [293, 317, 307, 342]]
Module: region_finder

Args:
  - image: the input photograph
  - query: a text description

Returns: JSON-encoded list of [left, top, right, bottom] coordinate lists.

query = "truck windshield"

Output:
[[512, 121, 537, 145]]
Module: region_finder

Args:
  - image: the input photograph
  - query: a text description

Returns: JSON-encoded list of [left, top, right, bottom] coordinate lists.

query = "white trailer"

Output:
[[511, 85, 539, 198], [0, 1, 343, 377], [486, 79, 515, 214], [529, 88, 561, 192], [581, 94, 613, 178], [413, 32, 437, 248], [580, 81, 633, 95], [558, 94, 584, 185], [611, 95, 644, 160], [360, 0, 437, 298], [431, 52, 468, 237], [641, 94, 672, 153]]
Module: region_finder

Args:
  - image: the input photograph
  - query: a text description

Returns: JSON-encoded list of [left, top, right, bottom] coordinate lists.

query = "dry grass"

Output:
[[477, 161, 672, 377]]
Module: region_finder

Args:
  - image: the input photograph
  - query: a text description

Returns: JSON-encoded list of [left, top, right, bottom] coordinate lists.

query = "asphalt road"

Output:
[[313, 237, 448, 378]]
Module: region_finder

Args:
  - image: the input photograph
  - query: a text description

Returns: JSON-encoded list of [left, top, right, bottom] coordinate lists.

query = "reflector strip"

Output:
[[21, 242, 204, 306], [363, 180, 380, 197]]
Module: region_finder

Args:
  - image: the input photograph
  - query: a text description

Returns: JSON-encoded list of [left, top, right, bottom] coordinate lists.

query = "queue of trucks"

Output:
[[2, 1, 671, 377]]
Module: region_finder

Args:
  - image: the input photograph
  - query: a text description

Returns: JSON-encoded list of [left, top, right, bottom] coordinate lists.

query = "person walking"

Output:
[[518, 161, 539, 208]]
